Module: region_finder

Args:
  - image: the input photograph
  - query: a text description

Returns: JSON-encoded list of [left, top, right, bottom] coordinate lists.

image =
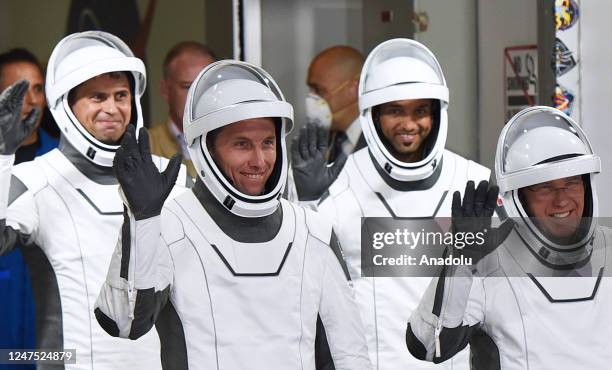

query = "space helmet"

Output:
[[359, 38, 449, 181], [46, 31, 146, 167], [183, 60, 294, 218], [495, 106, 600, 266]]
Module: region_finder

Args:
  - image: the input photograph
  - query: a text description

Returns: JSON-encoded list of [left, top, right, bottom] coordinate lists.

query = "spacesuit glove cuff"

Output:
[[0, 154, 14, 166], [298, 199, 319, 210]]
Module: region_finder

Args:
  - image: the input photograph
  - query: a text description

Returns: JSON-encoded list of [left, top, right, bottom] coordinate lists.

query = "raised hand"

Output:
[[451, 180, 514, 264], [291, 124, 348, 201], [0, 80, 40, 155], [114, 125, 182, 220]]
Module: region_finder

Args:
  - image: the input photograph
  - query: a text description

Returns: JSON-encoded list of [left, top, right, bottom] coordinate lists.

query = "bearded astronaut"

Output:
[[94, 60, 371, 370], [0, 31, 188, 369], [407, 106, 612, 369], [310, 39, 491, 369]]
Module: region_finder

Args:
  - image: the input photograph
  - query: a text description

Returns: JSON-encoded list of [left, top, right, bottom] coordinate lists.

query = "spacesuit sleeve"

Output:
[[95, 207, 174, 340], [318, 232, 372, 369], [0, 154, 38, 255], [406, 258, 485, 363]]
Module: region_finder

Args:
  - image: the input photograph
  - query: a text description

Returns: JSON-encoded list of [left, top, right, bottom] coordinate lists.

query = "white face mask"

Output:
[[305, 92, 332, 129]]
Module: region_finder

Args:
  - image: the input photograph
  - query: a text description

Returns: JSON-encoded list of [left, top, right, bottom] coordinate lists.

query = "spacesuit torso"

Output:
[[95, 181, 370, 370], [0, 140, 187, 370], [317, 147, 490, 370]]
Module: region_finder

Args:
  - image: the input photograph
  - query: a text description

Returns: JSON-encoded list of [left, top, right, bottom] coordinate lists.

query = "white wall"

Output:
[[414, 0, 478, 160], [259, 0, 479, 160], [580, 2, 612, 216], [477, 0, 538, 169], [261, 0, 362, 137]]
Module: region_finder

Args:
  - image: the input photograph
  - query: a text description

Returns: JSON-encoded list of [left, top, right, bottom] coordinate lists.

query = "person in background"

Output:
[[0, 48, 59, 164], [0, 49, 59, 367], [149, 41, 216, 178], [290, 45, 365, 202]]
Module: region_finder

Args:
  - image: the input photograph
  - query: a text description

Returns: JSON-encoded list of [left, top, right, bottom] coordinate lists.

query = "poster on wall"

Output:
[[553, 0, 580, 118], [504, 45, 538, 121]]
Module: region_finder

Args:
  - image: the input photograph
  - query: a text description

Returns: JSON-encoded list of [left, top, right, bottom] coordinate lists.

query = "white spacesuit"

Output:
[[407, 106, 612, 369], [316, 39, 489, 369], [94, 60, 371, 370], [0, 31, 187, 369]]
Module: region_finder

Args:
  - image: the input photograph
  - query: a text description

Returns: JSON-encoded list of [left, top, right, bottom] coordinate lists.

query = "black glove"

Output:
[[291, 124, 348, 201], [0, 80, 40, 155], [451, 180, 514, 264], [114, 125, 182, 220]]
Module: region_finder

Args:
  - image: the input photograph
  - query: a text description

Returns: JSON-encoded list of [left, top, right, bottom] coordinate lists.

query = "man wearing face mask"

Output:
[[290, 46, 365, 202]]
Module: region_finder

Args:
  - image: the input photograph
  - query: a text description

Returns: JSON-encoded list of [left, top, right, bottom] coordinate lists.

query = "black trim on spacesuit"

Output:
[[369, 149, 443, 191], [94, 308, 120, 337], [156, 300, 188, 370], [374, 190, 448, 219], [405, 323, 427, 360], [469, 328, 501, 370], [407, 321, 484, 366], [58, 136, 117, 185], [8, 175, 27, 204], [328, 231, 350, 280], [21, 244, 64, 365], [514, 225, 593, 271], [0, 220, 30, 255], [129, 286, 171, 340], [210, 242, 293, 277], [120, 207, 130, 279], [315, 316, 335, 370], [527, 268, 603, 303], [311, 230, 352, 370], [76, 189, 123, 216], [192, 178, 283, 243]]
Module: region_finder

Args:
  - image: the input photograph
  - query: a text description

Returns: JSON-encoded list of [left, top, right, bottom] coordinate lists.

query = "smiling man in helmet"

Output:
[[313, 39, 490, 369], [0, 31, 188, 369], [94, 60, 371, 370], [407, 106, 612, 369]]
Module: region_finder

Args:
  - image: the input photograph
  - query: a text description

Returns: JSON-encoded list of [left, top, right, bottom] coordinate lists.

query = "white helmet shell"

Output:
[[46, 31, 146, 167], [359, 38, 449, 181], [184, 60, 294, 218], [495, 106, 600, 265]]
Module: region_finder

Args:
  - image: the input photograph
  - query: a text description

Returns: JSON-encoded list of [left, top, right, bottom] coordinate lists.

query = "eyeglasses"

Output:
[[525, 178, 584, 201]]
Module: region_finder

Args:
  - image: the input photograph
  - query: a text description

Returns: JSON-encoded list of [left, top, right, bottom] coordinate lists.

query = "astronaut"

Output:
[[407, 106, 612, 369], [0, 31, 187, 369], [94, 60, 371, 370], [315, 39, 490, 369]]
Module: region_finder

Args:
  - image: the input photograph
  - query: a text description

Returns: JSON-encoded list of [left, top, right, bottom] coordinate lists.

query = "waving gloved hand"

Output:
[[451, 180, 514, 264], [0, 80, 40, 155], [291, 124, 348, 201], [114, 125, 182, 220]]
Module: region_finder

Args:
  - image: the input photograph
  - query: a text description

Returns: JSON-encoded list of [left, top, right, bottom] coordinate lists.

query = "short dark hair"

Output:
[[0, 48, 44, 84], [162, 41, 216, 78], [68, 71, 132, 107]]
